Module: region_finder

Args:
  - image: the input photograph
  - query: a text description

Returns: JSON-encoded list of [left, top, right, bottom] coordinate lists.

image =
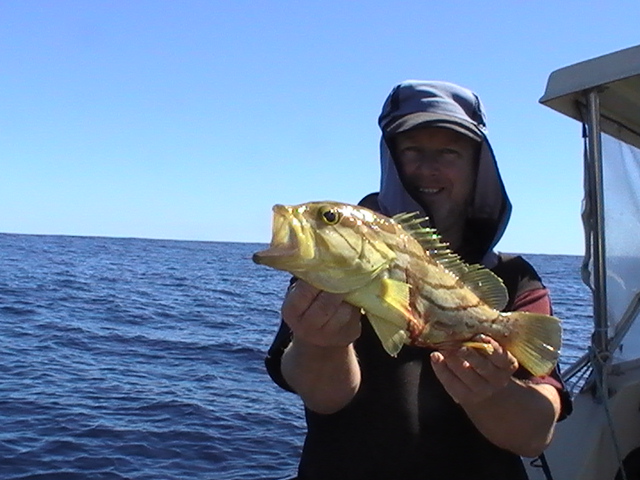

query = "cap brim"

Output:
[[385, 112, 483, 142]]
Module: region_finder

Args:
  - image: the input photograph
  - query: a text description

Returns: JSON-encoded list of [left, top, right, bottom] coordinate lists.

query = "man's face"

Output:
[[393, 126, 479, 238]]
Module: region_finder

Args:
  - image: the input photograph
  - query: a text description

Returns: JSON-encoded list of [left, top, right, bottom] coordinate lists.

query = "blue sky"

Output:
[[1, 1, 639, 255]]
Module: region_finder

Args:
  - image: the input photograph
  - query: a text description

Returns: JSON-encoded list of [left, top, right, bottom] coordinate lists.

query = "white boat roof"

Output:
[[540, 44, 640, 148]]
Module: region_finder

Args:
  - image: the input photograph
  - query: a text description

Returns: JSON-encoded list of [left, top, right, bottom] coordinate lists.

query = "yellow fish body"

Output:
[[253, 201, 561, 377]]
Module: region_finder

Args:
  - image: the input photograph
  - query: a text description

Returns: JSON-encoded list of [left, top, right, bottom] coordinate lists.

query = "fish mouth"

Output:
[[252, 204, 314, 269]]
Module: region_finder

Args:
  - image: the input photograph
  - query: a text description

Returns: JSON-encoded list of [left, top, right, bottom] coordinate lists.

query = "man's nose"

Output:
[[416, 156, 441, 174]]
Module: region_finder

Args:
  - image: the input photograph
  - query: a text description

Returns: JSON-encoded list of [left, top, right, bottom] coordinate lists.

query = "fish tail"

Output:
[[500, 311, 562, 377]]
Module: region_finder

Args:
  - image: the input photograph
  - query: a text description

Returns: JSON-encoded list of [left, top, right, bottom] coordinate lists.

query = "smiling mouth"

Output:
[[419, 187, 443, 194]]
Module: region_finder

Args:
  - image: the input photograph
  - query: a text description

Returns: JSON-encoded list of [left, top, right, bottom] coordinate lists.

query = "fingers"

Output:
[[281, 280, 362, 347], [281, 281, 324, 325], [431, 335, 519, 405], [474, 335, 518, 373], [282, 281, 343, 328], [430, 351, 474, 403]]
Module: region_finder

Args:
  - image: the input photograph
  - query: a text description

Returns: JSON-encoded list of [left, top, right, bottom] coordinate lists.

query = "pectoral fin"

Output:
[[346, 278, 412, 328], [346, 278, 413, 356], [379, 278, 412, 318]]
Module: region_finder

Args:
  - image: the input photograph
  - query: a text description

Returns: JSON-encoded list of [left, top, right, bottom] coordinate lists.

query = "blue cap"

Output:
[[379, 80, 487, 142]]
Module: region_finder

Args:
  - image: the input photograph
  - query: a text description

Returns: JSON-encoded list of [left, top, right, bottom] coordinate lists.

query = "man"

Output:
[[265, 80, 571, 479]]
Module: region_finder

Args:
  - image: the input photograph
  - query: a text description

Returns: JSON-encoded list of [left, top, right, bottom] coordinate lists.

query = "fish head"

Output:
[[253, 201, 398, 293]]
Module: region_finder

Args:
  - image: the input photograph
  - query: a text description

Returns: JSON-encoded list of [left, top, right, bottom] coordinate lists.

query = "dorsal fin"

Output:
[[392, 211, 508, 311]]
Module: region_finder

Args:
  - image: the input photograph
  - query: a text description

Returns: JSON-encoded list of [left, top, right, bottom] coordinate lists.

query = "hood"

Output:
[[376, 80, 512, 266]]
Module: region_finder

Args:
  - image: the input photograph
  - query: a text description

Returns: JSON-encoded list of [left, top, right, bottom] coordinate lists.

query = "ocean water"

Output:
[[0, 234, 593, 480]]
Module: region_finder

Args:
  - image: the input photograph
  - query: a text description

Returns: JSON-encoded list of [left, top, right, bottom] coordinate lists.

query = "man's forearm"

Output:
[[281, 338, 361, 414], [463, 380, 561, 457]]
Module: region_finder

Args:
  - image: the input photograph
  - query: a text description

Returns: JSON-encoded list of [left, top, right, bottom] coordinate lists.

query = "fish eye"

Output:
[[319, 207, 341, 225]]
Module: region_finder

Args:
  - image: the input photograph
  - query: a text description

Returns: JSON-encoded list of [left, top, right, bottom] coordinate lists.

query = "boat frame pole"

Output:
[[586, 89, 609, 360]]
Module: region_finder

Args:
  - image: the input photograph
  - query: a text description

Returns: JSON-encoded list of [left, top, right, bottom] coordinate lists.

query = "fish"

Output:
[[252, 201, 561, 377]]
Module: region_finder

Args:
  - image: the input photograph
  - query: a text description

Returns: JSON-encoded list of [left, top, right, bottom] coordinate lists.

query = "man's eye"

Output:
[[400, 146, 422, 158], [441, 148, 459, 155]]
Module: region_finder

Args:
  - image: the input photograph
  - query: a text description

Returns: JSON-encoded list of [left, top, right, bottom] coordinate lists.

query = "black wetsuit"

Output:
[[265, 195, 572, 480]]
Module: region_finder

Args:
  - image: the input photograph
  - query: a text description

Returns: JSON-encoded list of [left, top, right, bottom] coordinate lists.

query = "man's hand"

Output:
[[431, 334, 561, 456], [430, 334, 518, 405], [279, 280, 362, 414], [281, 280, 362, 347]]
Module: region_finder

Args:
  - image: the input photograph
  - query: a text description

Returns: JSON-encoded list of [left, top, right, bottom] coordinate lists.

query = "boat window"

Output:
[[596, 130, 640, 363]]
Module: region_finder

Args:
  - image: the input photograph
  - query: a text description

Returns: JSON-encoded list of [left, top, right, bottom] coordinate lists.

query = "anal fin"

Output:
[[461, 341, 495, 355]]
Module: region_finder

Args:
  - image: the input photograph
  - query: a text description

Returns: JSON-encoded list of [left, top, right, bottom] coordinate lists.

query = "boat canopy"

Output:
[[541, 45, 640, 370], [540, 45, 640, 150]]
